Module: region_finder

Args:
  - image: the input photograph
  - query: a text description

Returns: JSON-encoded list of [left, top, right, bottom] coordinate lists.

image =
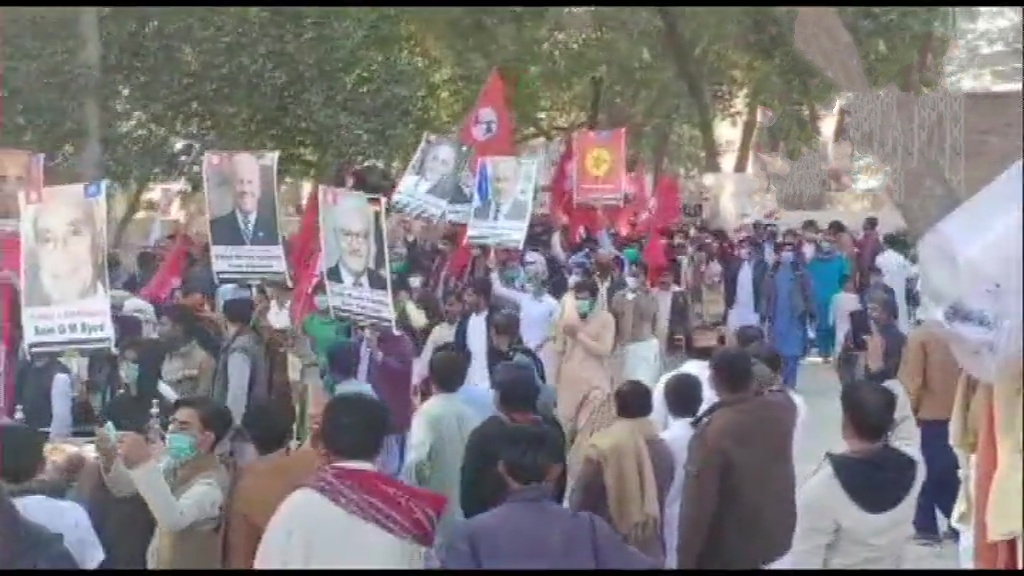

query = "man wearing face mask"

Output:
[[102, 395, 234, 569], [724, 238, 768, 341], [806, 234, 851, 362], [761, 242, 815, 390], [488, 254, 560, 354], [610, 263, 661, 388], [13, 353, 75, 440], [593, 249, 627, 313]]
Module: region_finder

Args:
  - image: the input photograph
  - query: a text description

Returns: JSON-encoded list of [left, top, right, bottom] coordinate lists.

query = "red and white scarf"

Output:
[[307, 463, 447, 549]]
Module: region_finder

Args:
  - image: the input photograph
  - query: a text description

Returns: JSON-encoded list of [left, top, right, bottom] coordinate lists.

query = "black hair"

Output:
[[748, 343, 784, 375], [241, 402, 293, 456], [800, 219, 819, 232], [429, 346, 469, 394], [827, 220, 847, 234], [491, 309, 521, 339], [710, 347, 755, 394], [172, 396, 234, 446], [863, 216, 879, 231], [0, 423, 46, 484], [467, 277, 493, 303], [327, 340, 360, 380], [493, 361, 540, 413], [222, 298, 255, 326], [841, 380, 896, 443], [663, 373, 703, 419], [136, 250, 158, 271], [573, 277, 599, 299], [496, 423, 562, 486], [320, 394, 391, 461], [614, 379, 653, 419], [734, 325, 765, 349]]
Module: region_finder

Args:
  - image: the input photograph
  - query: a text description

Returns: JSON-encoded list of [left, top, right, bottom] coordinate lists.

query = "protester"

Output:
[[356, 325, 416, 477], [224, 401, 314, 568], [570, 380, 675, 563], [789, 381, 922, 568], [441, 423, 656, 569], [454, 277, 497, 390], [762, 240, 814, 389], [657, 372, 703, 568], [897, 320, 962, 544], [460, 361, 565, 519], [403, 345, 478, 547], [855, 217, 883, 293], [13, 353, 75, 440], [100, 396, 233, 569], [863, 292, 907, 384], [486, 310, 554, 415], [302, 288, 351, 363], [724, 237, 767, 338], [650, 266, 690, 365], [748, 342, 807, 467], [323, 340, 377, 398], [157, 304, 216, 399], [610, 263, 661, 387], [213, 297, 269, 426], [254, 393, 447, 568], [807, 233, 850, 362], [875, 233, 914, 334], [488, 254, 560, 353], [0, 422, 105, 568], [677, 347, 796, 569], [0, 483, 80, 569], [831, 275, 863, 371]]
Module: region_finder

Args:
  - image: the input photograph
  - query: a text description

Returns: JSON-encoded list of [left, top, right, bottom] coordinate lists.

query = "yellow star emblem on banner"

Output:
[[584, 147, 612, 178]]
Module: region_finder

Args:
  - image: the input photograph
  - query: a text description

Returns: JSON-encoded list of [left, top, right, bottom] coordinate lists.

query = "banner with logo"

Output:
[[19, 182, 115, 353], [391, 133, 473, 223], [319, 186, 396, 328], [202, 151, 288, 284], [572, 128, 628, 205], [466, 156, 539, 248]]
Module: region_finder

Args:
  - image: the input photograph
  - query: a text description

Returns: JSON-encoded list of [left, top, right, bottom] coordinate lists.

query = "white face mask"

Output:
[[568, 275, 581, 288], [313, 295, 329, 312], [625, 276, 640, 290], [408, 276, 423, 290]]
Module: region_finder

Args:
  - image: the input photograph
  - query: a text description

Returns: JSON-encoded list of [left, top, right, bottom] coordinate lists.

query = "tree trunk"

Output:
[[656, 7, 722, 173], [832, 107, 846, 143], [733, 99, 759, 173], [78, 7, 103, 183], [650, 121, 673, 184], [111, 185, 145, 250], [586, 75, 604, 130]]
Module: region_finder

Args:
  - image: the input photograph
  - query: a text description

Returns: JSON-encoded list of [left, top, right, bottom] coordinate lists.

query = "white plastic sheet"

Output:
[[917, 160, 1023, 383]]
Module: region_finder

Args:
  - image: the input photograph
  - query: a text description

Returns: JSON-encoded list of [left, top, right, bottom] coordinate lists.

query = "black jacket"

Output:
[[723, 256, 768, 312], [3, 515, 80, 569], [460, 414, 567, 519]]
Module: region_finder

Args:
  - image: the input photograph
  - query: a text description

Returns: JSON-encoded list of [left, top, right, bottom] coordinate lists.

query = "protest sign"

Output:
[[391, 133, 473, 224], [466, 156, 539, 248], [572, 128, 628, 205], [19, 182, 115, 353], [319, 186, 396, 328], [203, 150, 288, 284]]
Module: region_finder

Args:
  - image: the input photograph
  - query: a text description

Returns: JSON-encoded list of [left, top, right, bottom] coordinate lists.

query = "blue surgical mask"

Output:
[[164, 432, 199, 463]]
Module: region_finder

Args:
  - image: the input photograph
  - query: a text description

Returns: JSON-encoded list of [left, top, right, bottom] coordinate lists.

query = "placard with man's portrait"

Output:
[[202, 150, 288, 284], [0, 149, 43, 231], [391, 133, 473, 224], [19, 182, 115, 353], [466, 155, 539, 249], [319, 186, 396, 327]]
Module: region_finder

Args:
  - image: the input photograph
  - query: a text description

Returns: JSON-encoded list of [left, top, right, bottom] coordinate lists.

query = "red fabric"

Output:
[[444, 226, 472, 279], [650, 176, 682, 231], [642, 232, 670, 284], [290, 251, 321, 327], [457, 68, 516, 164], [288, 188, 320, 273], [572, 128, 628, 204], [549, 138, 574, 224], [308, 464, 448, 548], [140, 233, 193, 304]]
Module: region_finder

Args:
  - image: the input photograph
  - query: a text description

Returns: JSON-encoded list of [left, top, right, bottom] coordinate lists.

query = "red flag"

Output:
[[449, 68, 515, 277], [549, 138, 574, 224], [572, 128, 628, 204], [140, 233, 193, 304], [650, 176, 682, 231], [290, 251, 321, 327], [288, 188, 320, 273], [458, 68, 516, 161]]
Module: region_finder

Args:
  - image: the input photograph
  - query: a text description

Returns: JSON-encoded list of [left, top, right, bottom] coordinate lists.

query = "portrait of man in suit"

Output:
[[472, 156, 531, 223], [324, 193, 389, 290], [207, 153, 280, 246], [397, 136, 471, 206]]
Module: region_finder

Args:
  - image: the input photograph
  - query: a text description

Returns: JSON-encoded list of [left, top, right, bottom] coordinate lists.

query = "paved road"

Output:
[[794, 361, 960, 569]]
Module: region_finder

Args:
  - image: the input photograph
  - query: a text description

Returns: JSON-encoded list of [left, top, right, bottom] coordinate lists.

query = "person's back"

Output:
[[442, 424, 655, 570], [678, 348, 796, 569]]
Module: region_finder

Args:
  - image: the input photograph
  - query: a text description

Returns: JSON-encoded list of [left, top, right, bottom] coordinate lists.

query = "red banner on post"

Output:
[[571, 128, 627, 205]]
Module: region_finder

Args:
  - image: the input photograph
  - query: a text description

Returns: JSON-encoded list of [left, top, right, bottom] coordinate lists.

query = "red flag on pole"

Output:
[[288, 187, 320, 274], [290, 251, 321, 327], [448, 68, 516, 278], [549, 138, 574, 225], [649, 176, 682, 231], [140, 233, 193, 304]]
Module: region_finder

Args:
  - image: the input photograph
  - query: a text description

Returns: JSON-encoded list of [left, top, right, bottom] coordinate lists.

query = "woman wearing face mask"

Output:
[[553, 277, 617, 492], [761, 242, 815, 390]]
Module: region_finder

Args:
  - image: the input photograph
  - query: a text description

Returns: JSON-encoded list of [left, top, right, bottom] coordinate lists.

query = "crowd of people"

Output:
[[3, 201, 974, 570]]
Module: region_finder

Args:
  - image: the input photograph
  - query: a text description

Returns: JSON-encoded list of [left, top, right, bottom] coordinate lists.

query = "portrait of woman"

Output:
[[22, 189, 107, 308]]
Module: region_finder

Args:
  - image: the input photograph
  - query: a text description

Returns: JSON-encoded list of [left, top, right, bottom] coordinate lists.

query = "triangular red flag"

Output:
[[140, 233, 193, 304], [650, 176, 682, 231], [458, 68, 516, 162], [290, 250, 321, 327], [549, 138, 574, 225]]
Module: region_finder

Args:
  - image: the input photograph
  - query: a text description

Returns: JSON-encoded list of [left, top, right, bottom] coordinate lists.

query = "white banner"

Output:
[[466, 156, 539, 248], [19, 182, 115, 353], [319, 187, 396, 328], [203, 150, 289, 284], [391, 133, 473, 224]]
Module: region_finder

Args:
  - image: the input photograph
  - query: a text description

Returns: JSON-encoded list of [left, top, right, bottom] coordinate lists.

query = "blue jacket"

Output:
[[807, 251, 849, 319]]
